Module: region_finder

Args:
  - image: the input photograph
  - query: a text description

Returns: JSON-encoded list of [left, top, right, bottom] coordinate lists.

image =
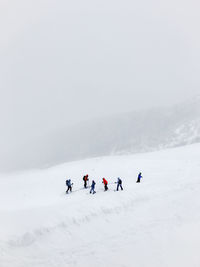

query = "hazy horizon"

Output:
[[0, 0, 200, 171]]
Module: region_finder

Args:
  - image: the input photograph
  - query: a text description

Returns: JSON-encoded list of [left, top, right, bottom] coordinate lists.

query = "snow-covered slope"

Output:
[[1, 143, 200, 267], [3, 97, 200, 173], [164, 118, 200, 148]]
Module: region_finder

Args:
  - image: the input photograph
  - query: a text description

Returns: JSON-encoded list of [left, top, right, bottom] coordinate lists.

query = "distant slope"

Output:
[[1, 97, 200, 172], [35, 97, 200, 164]]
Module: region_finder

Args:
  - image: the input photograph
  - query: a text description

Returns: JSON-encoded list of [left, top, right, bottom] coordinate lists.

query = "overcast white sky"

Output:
[[0, 0, 200, 146]]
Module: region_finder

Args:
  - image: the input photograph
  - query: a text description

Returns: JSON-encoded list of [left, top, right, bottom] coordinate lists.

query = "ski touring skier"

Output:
[[83, 174, 89, 188], [102, 178, 108, 191], [116, 177, 123, 191], [136, 172, 142, 183], [66, 179, 73, 193], [90, 180, 96, 194]]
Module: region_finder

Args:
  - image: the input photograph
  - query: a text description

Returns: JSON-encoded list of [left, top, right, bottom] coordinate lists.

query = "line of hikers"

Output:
[[66, 172, 143, 194]]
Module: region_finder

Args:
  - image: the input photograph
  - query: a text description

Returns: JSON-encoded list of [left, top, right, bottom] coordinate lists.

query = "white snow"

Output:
[[0, 143, 200, 267]]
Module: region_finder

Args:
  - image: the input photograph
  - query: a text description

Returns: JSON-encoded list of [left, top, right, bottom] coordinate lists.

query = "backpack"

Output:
[[83, 176, 88, 181], [66, 180, 69, 186], [118, 178, 122, 184]]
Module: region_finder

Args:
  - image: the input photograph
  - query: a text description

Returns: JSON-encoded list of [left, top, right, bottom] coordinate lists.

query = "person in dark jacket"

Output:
[[102, 178, 108, 191], [66, 179, 73, 193], [116, 177, 123, 191], [136, 172, 142, 183], [83, 174, 89, 188], [90, 180, 96, 194]]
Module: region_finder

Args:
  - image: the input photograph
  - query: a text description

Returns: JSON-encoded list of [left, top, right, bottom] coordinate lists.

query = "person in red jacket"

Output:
[[83, 174, 89, 188], [102, 178, 108, 191]]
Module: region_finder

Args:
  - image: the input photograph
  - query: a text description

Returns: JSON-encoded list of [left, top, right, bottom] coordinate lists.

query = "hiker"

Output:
[[102, 178, 108, 191], [66, 179, 73, 193], [116, 177, 123, 191], [90, 180, 96, 194], [136, 172, 142, 183], [83, 174, 89, 188]]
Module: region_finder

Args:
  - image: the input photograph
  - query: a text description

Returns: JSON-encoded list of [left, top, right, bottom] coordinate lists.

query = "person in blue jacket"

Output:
[[90, 180, 96, 194], [66, 179, 73, 193], [116, 177, 123, 191], [136, 172, 142, 183]]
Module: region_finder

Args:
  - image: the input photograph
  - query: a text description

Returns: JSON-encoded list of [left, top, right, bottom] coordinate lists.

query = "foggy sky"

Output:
[[0, 0, 200, 158]]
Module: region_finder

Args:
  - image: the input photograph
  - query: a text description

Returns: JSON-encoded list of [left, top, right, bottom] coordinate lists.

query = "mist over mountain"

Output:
[[1, 97, 200, 172]]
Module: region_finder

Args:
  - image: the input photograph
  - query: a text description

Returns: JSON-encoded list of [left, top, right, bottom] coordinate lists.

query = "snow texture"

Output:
[[0, 143, 200, 267]]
